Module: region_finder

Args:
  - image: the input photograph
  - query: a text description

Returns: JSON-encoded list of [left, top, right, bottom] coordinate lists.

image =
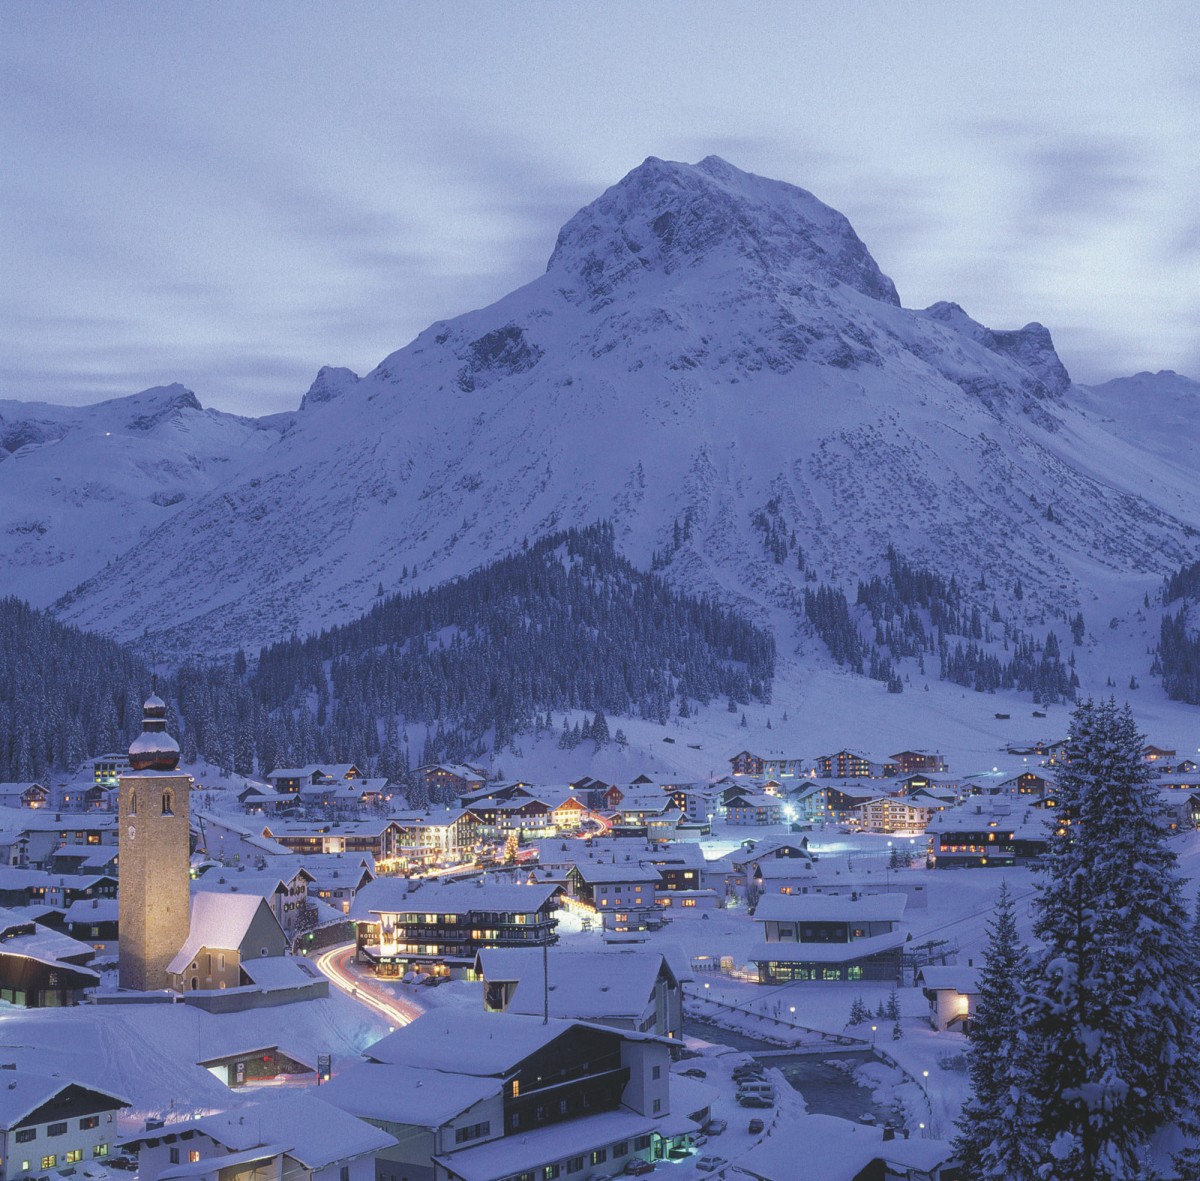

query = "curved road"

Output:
[[313, 943, 424, 1028]]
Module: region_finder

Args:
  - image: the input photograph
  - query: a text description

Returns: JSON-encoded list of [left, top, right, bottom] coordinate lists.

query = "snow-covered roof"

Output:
[[0, 1072, 128, 1129], [748, 930, 906, 964], [64, 898, 119, 923], [168, 892, 280, 974], [432, 1109, 656, 1181], [365, 1011, 630, 1076], [570, 863, 661, 885], [352, 877, 560, 921], [753, 893, 906, 923], [735, 1112, 889, 1181], [319, 1061, 499, 1127], [918, 964, 982, 993], [130, 1093, 394, 1169], [753, 859, 816, 880], [476, 947, 676, 1020], [239, 956, 322, 992]]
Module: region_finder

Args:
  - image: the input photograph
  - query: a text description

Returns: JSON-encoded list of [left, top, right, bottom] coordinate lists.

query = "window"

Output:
[[170, 1148, 180, 1164], [455, 1122, 490, 1144], [93, 1145, 109, 1158], [543, 1168, 560, 1181], [66, 1150, 83, 1164], [652, 1098, 661, 1113], [614, 1142, 629, 1156], [162, 791, 173, 815], [128, 792, 136, 816], [80, 1117, 100, 1130], [48, 1122, 67, 1137], [189, 1151, 201, 1164], [634, 1136, 651, 1151], [340, 1168, 350, 1181], [589, 1150, 607, 1166], [567, 1157, 584, 1173], [15, 1129, 35, 1143], [652, 1065, 661, 1080], [41, 1156, 56, 1170]]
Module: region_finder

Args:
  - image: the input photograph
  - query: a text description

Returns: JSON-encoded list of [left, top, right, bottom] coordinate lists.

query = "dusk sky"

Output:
[[3, 2, 1198, 416]]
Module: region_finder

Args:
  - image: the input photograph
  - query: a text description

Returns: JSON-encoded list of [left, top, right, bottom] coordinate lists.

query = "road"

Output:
[[313, 943, 424, 1028]]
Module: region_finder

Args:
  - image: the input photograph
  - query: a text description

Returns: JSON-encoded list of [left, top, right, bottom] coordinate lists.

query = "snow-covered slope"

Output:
[[13, 156, 1200, 675], [0, 385, 286, 606]]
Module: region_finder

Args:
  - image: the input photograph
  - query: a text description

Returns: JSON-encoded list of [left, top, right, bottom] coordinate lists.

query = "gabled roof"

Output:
[[475, 946, 677, 1020], [917, 964, 981, 993], [351, 877, 561, 920], [319, 1061, 499, 1127], [0, 1073, 129, 1130], [363, 1011, 627, 1076], [167, 892, 281, 974]]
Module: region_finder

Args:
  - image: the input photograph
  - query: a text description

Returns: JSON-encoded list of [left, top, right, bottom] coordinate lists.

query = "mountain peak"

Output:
[[545, 155, 899, 307], [300, 365, 360, 411]]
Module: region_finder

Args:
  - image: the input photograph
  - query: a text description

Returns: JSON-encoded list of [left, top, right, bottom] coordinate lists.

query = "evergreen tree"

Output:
[[956, 881, 1038, 1181], [1016, 699, 1200, 1180]]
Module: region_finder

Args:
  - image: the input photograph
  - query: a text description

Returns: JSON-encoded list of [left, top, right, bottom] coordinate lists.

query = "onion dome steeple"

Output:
[[128, 676, 181, 772]]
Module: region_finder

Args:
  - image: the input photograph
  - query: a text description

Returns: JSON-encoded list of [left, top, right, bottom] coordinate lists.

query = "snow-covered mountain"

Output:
[[6, 156, 1198, 674], [0, 385, 287, 606]]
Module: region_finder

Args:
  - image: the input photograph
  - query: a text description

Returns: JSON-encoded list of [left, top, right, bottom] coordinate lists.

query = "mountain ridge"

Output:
[[0, 157, 1194, 702]]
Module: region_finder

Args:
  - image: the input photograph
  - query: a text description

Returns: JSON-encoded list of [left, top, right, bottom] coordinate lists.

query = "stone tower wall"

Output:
[[117, 771, 191, 991]]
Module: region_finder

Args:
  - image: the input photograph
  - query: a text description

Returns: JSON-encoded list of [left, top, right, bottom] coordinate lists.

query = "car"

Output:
[[748, 1118, 765, 1135], [695, 1157, 726, 1173], [624, 1161, 655, 1176], [691, 1134, 708, 1148], [732, 1065, 764, 1077], [702, 1118, 727, 1135], [738, 1095, 774, 1108], [737, 1083, 775, 1097], [680, 1067, 708, 1079]]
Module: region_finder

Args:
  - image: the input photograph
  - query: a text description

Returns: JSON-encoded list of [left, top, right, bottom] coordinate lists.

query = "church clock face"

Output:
[[127, 825, 136, 841]]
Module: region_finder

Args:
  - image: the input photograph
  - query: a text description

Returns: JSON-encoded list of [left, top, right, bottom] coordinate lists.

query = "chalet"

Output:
[[724, 791, 784, 826], [351, 877, 562, 977], [327, 1010, 678, 1181], [123, 1093, 394, 1181], [477, 946, 684, 1038], [260, 818, 400, 862], [266, 764, 364, 794], [0, 1073, 129, 1179], [962, 769, 1052, 798], [390, 809, 480, 869], [889, 750, 949, 775], [850, 796, 933, 834], [813, 750, 893, 779], [749, 893, 907, 984], [566, 864, 661, 929], [1145, 744, 1178, 764], [0, 907, 99, 1006], [751, 857, 817, 897], [788, 780, 877, 823], [298, 776, 389, 811], [166, 892, 291, 993], [411, 763, 488, 799], [919, 964, 982, 1032], [735, 1111, 959, 1181], [63, 897, 119, 953], [642, 843, 707, 893], [13, 817, 118, 870], [728, 751, 761, 776], [0, 784, 48, 810], [89, 753, 130, 787], [926, 798, 1049, 867], [192, 866, 317, 937]]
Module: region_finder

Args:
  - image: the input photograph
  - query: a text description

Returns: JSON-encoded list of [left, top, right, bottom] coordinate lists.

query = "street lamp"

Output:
[[871, 1024, 877, 1045]]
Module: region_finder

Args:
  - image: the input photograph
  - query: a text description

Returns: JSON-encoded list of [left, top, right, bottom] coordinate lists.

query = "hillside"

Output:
[[0, 157, 1193, 715]]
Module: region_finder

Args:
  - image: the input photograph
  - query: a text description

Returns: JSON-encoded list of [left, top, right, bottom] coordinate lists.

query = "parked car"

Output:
[[738, 1095, 774, 1108], [695, 1157, 726, 1174], [680, 1067, 708, 1079], [702, 1118, 727, 1135], [624, 1161, 655, 1176], [737, 1083, 775, 1098], [748, 1118, 765, 1135], [733, 1066, 765, 1080]]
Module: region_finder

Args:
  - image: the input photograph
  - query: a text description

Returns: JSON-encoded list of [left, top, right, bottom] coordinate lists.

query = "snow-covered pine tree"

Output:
[[955, 880, 1040, 1181], [1017, 698, 1200, 1180]]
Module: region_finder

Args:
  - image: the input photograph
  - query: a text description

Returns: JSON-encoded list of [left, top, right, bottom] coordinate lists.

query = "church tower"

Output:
[[118, 684, 191, 991]]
